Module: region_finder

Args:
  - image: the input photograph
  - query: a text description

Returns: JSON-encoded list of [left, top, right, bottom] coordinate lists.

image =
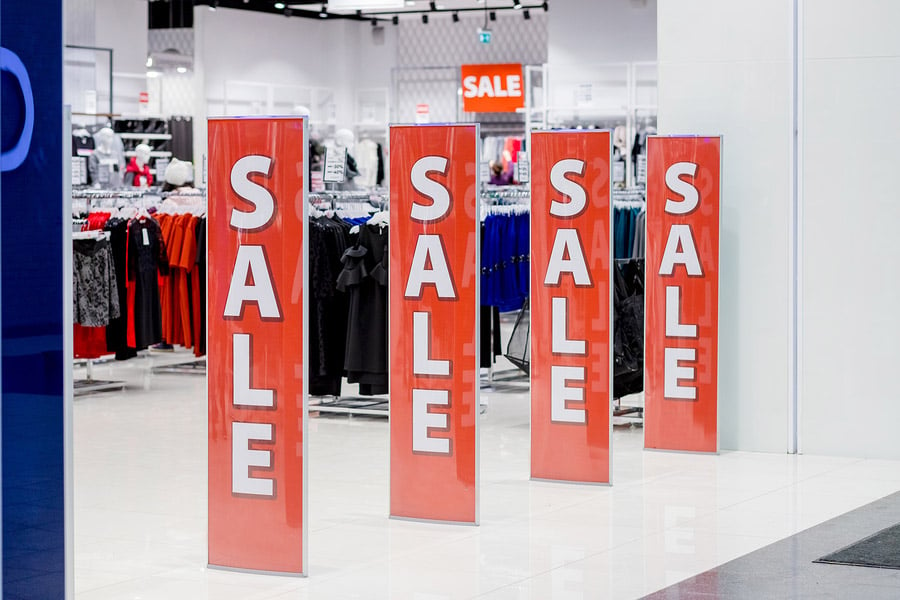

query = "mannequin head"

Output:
[[335, 128, 355, 150], [164, 159, 191, 188], [134, 144, 152, 167], [96, 127, 116, 154]]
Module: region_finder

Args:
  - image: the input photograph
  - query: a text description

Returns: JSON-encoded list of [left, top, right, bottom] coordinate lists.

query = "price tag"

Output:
[[516, 151, 530, 183], [480, 161, 490, 183], [323, 147, 347, 183], [613, 160, 625, 185], [142, 228, 150, 246]]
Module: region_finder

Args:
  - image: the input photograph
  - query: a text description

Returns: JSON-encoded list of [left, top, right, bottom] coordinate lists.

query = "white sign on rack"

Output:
[[323, 147, 347, 183], [155, 158, 170, 183], [480, 161, 490, 183], [613, 160, 626, 185], [636, 154, 648, 185], [516, 151, 530, 183], [71, 157, 87, 186]]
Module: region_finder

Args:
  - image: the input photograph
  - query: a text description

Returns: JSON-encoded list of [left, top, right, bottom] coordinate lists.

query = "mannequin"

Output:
[[125, 143, 154, 187], [333, 128, 360, 191], [89, 127, 125, 188], [161, 159, 193, 193]]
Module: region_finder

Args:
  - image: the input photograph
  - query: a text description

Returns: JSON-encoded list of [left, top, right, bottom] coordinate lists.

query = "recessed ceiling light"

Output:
[[405, 0, 414, 4], [176, 66, 188, 73], [274, 2, 285, 8]]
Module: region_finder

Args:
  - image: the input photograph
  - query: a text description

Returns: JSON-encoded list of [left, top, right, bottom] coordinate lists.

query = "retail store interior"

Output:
[[16, 0, 900, 598]]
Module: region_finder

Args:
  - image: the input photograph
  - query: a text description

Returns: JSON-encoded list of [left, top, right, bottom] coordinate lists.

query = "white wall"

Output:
[[548, 0, 657, 65], [799, 1, 900, 459], [657, 0, 793, 453], [94, 0, 148, 74]]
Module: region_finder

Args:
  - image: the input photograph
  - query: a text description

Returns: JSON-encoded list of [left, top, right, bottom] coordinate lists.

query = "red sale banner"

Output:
[[530, 131, 613, 484], [207, 117, 308, 574], [461, 63, 524, 113], [645, 136, 721, 453], [390, 124, 479, 523]]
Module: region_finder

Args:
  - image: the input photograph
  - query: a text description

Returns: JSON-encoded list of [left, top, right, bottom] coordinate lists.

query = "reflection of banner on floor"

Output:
[[389, 124, 480, 523], [645, 136, 721, 454], [530, 130, 613, 484], [207, 117, 308, 574]]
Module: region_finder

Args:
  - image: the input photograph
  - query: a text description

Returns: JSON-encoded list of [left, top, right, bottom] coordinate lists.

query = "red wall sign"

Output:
[[461, 63, 524, 113], [390, 124, 479, 523], [208, 117, 308, 574], [530, 131, 613, 484], [645, 136, 721, 453]]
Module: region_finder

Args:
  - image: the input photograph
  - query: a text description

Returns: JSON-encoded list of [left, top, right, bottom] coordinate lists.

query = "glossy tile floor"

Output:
[[74, 353, 900, 599]]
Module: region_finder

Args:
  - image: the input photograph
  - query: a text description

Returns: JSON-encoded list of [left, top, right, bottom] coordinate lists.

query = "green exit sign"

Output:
[[478, 29, 492, 44]]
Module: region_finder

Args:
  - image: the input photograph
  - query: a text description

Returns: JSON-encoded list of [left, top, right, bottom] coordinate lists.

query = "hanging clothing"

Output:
[[103, 217, 138, 360], [337, 224, 388, 396], [126, 217, 169, 350], [613, 258, 645, 399], [309, 216, 352, 396], [73, 237, 120, 328]]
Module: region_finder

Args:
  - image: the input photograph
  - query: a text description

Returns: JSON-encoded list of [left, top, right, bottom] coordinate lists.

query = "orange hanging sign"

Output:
[[530, 130, 613, 484], [390, 124, 480, 523], [461, 63, 524, 113], [645, 136, 721, 453], [207, 117, 308, 574]]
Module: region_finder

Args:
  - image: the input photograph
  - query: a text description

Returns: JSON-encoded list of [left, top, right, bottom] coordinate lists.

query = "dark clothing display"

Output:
[[168, 116, 194, 163], [103, 217, 138, 360], [127, 217, 169, 350], [73, 237, 120, 327], [309, 216, 352, 396], [337, 224, 388, 396], [481, 211, 529, 312], [613, 258, 645, 399]]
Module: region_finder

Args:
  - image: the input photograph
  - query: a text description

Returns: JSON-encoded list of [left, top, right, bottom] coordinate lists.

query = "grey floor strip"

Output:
[[643, 491, 900, 600]]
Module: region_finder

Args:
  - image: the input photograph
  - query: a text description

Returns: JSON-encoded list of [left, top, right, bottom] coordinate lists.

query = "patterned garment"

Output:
[[73, 238, 120, 327]]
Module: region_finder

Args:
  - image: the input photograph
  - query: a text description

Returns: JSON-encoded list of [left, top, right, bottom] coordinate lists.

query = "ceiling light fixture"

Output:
[[319, 4, 328, 17], [274, 2, 285, 8], [208, 0, 217, 11], [489, 10, 496, 20], [542, 1, 548, 11], [523, 8, 530, 19], [392, 15, 399, 24], [405, 0, 415, 5], [177, 66, 188, 73], [422, 13, 428, 23], [513, 0, 522, 9], [429, 1, 436, 10], [452, 11, 459, 22]]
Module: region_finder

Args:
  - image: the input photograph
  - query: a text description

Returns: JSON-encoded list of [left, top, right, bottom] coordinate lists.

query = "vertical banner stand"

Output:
[[389, 124, 480, 524], [207, 117, 309, 574], [644, 135, 721, 454], [530, 130, 614, 484]]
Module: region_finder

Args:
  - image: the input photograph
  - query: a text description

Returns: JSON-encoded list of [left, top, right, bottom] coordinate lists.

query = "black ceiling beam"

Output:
[[194, 1, 546, 23], [361, 4, 545, 16], [194, 1, 374, 21]]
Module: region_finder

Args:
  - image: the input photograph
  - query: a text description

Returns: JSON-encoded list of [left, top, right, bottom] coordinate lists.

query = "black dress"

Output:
[[104, 218, 138, 360], [337, 224, 388, 396], [127, 217, 169, 350]]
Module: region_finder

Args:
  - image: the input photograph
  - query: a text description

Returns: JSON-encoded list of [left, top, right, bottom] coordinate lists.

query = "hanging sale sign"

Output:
[[645, 136, 721, 453], [390, 124, 480, 523], [207, 117, 308, 574], [530, 131, 613, 484], [461, 63, 524, 113]]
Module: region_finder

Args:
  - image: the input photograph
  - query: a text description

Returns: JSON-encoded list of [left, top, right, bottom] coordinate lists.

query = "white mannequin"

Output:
[[134, 143, 151, 169], [90, 127, 125, 188]]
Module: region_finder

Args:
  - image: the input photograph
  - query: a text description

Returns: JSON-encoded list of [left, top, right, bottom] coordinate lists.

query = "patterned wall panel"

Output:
[[394, 12, 547, 125]]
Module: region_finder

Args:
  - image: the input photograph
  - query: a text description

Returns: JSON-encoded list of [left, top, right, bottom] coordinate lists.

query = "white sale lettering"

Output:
[[407, 155, 455, 454], [660, 162, 701, 400], [225, 154, 280, 497], [462, 74, 523, 99], [544, 158, 589, 425]]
